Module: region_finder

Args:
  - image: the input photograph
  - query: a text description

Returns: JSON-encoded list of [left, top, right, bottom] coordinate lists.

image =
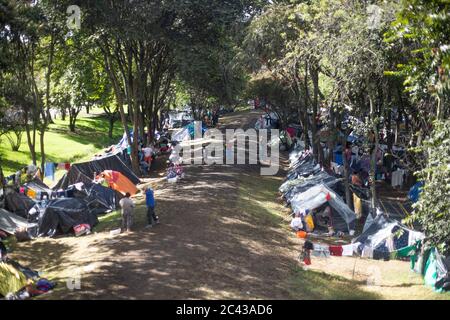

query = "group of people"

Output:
[[119, 187, 160, 233]]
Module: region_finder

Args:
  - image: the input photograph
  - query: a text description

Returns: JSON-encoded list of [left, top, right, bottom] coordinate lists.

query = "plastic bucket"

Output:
[[297, 231, 308, 239]]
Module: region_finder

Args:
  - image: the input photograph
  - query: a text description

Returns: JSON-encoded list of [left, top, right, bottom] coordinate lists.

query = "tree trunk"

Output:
[[341, 131, 353, 210], [108, 116, 115, 139], [369, 93, 379, 210], [24, 109, 37, 165], [310, 65, 321, 164], [61, 107, 66, 121]]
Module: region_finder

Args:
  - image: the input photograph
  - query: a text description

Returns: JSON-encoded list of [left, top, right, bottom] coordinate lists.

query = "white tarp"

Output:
[[290, 184, 356, 226]]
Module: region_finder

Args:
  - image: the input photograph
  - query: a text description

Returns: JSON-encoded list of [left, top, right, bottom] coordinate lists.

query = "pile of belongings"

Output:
[[21, 179, 56, 201], [167, 163, 184, 183], [0, 248, 55, 299]]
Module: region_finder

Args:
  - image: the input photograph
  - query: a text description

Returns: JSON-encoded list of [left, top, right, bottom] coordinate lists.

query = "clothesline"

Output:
[[3, 162, 72, 185], [301, 239, 421, 266]]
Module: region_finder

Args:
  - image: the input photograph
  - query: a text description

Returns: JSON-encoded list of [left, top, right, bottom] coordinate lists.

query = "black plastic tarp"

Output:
[[4, 189, 36, 219], [53, 154, 140, 191], [84, 183, 120, 215], [36, 198, 98, 237], [0, 208, 37, 236]]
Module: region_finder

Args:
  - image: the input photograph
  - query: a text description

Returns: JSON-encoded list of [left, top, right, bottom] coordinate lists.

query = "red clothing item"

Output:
[[329, 246, 343, 256], [64, 163, 71, 170], [286, 127, 296, 138]]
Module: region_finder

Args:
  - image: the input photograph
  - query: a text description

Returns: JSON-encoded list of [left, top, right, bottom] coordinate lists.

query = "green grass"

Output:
[[237, 173, 288, 228], [0, 111, 124, 177], [286, 267, 381, 300]]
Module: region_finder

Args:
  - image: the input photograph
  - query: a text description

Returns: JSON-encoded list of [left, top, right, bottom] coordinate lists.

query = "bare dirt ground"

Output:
[[9, 109, 450, 300]]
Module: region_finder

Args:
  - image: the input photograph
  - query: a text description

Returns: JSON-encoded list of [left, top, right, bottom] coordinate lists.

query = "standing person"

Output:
[[119, 193, 135, 233], [145, 187, 159, 228]]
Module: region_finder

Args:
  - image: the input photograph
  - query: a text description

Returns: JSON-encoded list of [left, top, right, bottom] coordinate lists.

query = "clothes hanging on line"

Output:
[[44, 162, 56, 181]]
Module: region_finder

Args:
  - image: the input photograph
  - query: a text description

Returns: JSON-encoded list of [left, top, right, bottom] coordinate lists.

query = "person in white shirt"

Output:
[[119, 193, 135, 233], [290, 213, 304, 232]]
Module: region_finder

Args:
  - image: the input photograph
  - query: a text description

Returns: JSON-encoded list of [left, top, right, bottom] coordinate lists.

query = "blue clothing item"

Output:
[[145, 189, 155, 208], [44, 162, 55, 181]]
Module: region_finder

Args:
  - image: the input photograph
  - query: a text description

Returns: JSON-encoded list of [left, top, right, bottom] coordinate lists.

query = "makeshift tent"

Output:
[[290, 184, 357, 233], [0, 209, 37, 236], [353, 214, 425, 258], [4, 189, 36, 219], [83, 183, 120, 215], [97, 171, 139, 196], [34, 198, 98, 238], [53, 154, 140, 191]]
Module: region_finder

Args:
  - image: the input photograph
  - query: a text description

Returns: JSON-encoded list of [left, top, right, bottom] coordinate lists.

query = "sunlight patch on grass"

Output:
[[0, 115, 124, 176]]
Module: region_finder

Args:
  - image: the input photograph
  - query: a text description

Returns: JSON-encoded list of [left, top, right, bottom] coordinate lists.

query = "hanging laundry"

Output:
[[353, 194, 363, 218], [342, 244, 354, 256], [391, 169, 405, 188], [397, 245, 417, 258], [362, 246, 374, 259], [57, 163, 66, 170], [329, 245, 343, 257], [64, 163, 71, 171], [312, 244, 330, 258], [44, 162, 55, 181]]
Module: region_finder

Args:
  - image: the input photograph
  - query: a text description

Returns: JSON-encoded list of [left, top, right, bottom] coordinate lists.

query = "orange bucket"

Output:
[[297, 231, 308, 239]]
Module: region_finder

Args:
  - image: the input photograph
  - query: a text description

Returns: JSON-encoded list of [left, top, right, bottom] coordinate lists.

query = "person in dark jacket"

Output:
[[145, 188, 159, 228]]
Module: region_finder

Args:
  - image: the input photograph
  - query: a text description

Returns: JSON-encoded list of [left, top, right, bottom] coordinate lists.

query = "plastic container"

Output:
[[297, 231, 308, 239]]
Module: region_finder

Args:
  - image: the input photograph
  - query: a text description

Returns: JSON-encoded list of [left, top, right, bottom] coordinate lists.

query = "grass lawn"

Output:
[[0, 110, 124, 179]]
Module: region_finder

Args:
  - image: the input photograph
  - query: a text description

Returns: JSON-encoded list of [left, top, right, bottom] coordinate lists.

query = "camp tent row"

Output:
[[0, 150, 141, 239], [282, 144, 449, 292], [280, 148, 357, 233]]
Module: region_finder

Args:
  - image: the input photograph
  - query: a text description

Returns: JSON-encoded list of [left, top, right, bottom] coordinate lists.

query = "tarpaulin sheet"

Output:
[[36, 198, 98, 237], [0, 209, 37, 235], [283, 172, 340, 203], [354, 214, 425, 253], [4, 190, 36, 219], [53, 154, 140, 191], [84, 183, 120, 212]]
